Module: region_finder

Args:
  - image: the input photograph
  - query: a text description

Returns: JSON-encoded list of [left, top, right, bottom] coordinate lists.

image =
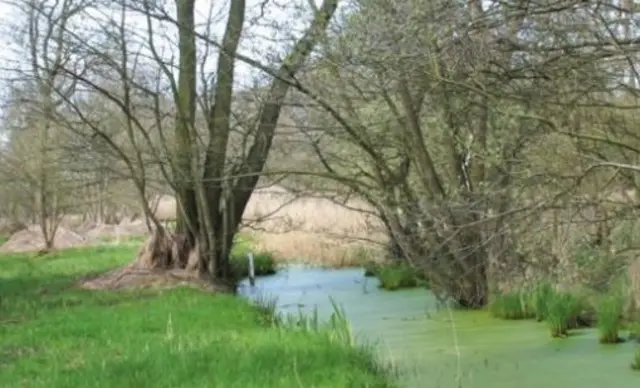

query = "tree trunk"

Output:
[[142, 0, 340, 285]]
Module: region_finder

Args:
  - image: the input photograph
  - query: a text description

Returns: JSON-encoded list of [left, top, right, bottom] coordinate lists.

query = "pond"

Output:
[[238, 265, 639, 388]]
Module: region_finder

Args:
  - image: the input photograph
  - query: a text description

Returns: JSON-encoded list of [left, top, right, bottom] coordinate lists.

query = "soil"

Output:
[[77, 264, 235, 293]]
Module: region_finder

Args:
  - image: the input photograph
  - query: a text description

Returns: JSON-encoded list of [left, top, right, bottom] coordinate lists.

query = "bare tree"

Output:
[[8, 0, 339, 285], [0, 0, 93, 250], [276, 0, 640, 307]]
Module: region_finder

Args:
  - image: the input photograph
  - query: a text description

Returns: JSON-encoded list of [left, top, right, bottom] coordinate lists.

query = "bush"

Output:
[[489, 291, 535, 320], [230, 251, 277, 280], [596, 292, 625, 344], [546, 291, 581, 338], [376, 262, 426, 291]]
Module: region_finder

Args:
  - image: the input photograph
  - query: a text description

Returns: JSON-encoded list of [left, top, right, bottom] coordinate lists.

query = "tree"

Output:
[[0, 0, 90, 250], [11, 0, 339, 285], [281, 0, 640, 307]]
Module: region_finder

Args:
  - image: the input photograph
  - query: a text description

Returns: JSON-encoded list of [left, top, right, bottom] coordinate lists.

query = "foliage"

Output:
[[596, 291, 625, 344], [375, 262, 427, 291], [530, 282, 554, 321], [489, 291, 536, 320], [0, 246, 395, 387], [573, 242, 630, 293], [364, 260, 379, 277], [230, 250, 277, 280], [228, 235, 277, 279], [629, 321, 640, 343], [632, 346, 640, 371], [546, 291, 582, 338]]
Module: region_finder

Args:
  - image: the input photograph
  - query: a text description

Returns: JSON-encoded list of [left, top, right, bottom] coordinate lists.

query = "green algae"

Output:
[[240, 266, 640, 388]]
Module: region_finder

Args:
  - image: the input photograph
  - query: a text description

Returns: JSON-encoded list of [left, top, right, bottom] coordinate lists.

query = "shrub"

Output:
[[546, 291, 581, 338], [596, 292, 625, 344], [376, 262, 426, 291], [489, 291, 535, 320]]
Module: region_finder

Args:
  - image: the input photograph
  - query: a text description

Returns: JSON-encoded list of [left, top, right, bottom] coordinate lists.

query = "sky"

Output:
[[0, 0, 343, 143], [0, 0, 335, 89]]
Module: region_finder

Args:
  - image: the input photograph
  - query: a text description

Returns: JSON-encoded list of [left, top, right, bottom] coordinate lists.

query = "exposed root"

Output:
[[77, 228, 233, 293], [134, 228, 194, 270]]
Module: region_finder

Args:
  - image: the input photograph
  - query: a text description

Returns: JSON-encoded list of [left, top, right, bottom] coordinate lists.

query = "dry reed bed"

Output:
[[241, 187, 387, 266]]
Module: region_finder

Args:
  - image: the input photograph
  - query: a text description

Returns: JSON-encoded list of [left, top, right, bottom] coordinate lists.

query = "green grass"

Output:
[[0, 245, 394, 387], [229, 236, 277, 280], [529, 282, 553, 321], [489, 291, 535, 320], [374, 262, 427, 291], [546, 291, 581, 338], [596, 291, 625, 344], [632, 346, 640, 371]]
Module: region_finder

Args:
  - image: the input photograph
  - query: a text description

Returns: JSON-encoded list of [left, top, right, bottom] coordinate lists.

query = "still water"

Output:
[[238, 265, 639, 388]]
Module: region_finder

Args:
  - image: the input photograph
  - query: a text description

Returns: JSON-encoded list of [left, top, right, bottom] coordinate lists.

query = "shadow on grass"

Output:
[[0, 245, 144, 323], [0, 273, 160, 324]]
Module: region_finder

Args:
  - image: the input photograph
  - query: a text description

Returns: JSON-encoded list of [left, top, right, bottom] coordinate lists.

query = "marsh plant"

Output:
[[364, 260, 380, 277], [252, 294, 355, 347], [546, 291, 581, 338], [632, 346, 640, 371], [628, 322, 640, 342], [376, 262, 427, 290], [489, 291, 535, 320], [596, 292, 625, 344], [230, 251, 277, 280], [530, 282, 553, 321]]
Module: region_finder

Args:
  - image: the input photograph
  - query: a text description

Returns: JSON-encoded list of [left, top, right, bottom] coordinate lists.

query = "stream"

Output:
[[237, 265, 639, 388]]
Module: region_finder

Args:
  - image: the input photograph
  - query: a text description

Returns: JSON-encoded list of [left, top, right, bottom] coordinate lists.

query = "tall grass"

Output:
[[546, 291, 581, 338], [489, 291, 535, 320], [632, 346, 640, 371], [530, 282, 553, 321], [375, 263, 426, 290], [596, 291, 625, 344]]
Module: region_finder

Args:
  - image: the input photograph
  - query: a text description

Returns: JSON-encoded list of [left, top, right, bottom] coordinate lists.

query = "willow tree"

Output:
[[17, 0, 338, 285], [288, 0, 637, 307]]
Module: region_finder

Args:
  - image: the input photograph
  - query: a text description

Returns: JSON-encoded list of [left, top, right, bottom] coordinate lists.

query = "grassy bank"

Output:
[[0, 246, 394, 387]]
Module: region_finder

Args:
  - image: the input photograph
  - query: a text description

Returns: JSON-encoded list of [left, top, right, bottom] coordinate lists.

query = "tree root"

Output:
[[77, 228, 234, 293]]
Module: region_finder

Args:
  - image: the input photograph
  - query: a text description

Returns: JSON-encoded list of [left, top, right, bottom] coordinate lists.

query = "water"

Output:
[[238, 265, 640, 388]]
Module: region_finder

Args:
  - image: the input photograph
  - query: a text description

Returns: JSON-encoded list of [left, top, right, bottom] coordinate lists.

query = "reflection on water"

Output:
[[238, 265, 639, 388]]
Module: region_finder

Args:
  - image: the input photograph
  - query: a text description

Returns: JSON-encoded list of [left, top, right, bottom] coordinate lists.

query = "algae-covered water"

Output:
[[238, 265, 639, 388]]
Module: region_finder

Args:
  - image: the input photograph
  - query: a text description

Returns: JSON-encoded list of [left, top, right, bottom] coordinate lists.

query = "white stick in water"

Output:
[[247, 252, 255, 286]]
